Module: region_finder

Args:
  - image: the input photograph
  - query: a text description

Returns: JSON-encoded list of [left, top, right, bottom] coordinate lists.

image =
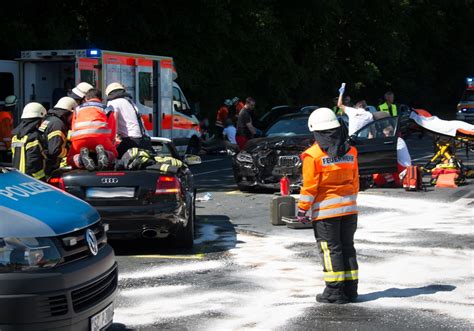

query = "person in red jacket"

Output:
[[67, 89, 117, 170]]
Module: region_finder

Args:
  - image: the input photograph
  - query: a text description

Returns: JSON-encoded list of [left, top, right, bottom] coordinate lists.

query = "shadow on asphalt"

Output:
[[109, 215, 237, 256], [357, 284, 456, 302]]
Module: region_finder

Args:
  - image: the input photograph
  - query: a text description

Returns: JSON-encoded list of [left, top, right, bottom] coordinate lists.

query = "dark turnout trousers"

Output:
[[313, 214, 358, 298]]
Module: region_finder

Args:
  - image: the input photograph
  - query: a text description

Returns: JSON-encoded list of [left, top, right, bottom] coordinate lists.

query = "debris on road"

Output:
[[196, 192, 213, 202]]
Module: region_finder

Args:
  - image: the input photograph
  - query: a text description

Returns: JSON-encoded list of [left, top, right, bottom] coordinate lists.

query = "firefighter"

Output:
[[105, 82, 153, 157], [67, 89, 117, 171], [215, 99, 232, 139], [39, 97, 77, 175], [0, 95, 16, 161], [378, 91, 397, 116], [11, 102, 47, 179], [297, 107, 359, 304], [70, 82, 94, 105]]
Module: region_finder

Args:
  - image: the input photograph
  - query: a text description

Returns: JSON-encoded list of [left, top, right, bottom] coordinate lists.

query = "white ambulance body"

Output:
[[0, 49, 200, 154]]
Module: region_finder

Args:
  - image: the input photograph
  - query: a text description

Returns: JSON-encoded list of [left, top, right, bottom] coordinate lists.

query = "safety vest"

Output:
[[11, 134, 46, 179], [298, 144, 359, 221], [71, 100, 114, 140], [332, 106, 343, 115], [0, 111, 13, 151], [378, 102, 398, 116]]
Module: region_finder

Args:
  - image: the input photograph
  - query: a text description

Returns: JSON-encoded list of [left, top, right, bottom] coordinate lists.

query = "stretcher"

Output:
[[409, 109, 474, 172]]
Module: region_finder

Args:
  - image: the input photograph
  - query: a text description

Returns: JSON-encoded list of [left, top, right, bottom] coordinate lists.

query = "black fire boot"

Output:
[[96, 145, 109, 170], [316, 285, 349, 304], [344, 281, 358, 303], [80, 148, 96, 171]]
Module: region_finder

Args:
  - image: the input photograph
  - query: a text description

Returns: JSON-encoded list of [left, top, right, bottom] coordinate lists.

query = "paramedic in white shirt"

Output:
[[223, 119, 237, 144], [105, 82, 153, 157], [337, 92, 374, 135]]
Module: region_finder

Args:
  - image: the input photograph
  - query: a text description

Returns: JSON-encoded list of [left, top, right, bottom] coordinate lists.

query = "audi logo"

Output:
[[101, 177, 119, 184]]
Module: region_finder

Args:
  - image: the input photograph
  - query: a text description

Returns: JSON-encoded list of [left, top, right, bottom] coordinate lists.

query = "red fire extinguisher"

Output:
[[280, 175, 290, 196]]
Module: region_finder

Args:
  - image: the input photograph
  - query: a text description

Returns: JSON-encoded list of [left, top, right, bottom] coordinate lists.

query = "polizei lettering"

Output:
[[0, 181, 54, 201], [322, 155, 354, 166]]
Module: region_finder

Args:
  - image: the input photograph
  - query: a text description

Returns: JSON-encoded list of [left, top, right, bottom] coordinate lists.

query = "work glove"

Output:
[[297, 209, 310, 224], [338, 82, 346, 95]]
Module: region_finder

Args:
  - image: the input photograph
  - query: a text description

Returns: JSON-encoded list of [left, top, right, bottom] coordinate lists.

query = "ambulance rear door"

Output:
[[135, 58, 174, 140]]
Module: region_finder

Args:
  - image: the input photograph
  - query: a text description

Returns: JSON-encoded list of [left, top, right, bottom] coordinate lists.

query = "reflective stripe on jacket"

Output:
[[298, 144, 359, 221], [71, 100, 115, 141], [11, 134, 46, 179], [378, 102, 398, 116]]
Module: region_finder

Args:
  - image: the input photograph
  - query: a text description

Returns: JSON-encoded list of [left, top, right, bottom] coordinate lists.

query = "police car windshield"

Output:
[[265, 117, 310, 137]]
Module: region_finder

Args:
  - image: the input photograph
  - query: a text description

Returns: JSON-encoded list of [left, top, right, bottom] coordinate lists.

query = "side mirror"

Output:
[[184, 155, 202, 165]]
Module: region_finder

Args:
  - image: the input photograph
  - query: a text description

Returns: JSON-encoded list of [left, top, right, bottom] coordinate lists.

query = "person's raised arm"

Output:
[[337, 82, 346, 112]]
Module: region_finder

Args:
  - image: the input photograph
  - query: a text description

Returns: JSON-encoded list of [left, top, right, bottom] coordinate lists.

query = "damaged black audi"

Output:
[[233, 112, 403, 191], [233, 114, 313, 191]]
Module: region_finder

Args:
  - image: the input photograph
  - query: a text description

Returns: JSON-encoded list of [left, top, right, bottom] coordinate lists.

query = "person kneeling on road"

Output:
[[11, 102, 47, 179], [105, 82, 153, 158], [297, 107, 359, 304], [39, 97, 77, 175], [67, 89, 117, 171]]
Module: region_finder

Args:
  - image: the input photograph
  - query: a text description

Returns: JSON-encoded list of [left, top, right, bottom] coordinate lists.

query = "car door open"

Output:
[[350, 117, 399, 175]]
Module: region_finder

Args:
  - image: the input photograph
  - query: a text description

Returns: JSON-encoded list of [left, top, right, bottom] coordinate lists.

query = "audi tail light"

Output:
[[155, 176, 180, 195], [48, 177, 65, 191]]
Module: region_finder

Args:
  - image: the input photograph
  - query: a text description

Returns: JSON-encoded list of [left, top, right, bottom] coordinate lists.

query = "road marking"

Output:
[[200, 158, 226, 164], [194, 167, 233, 177], [131, 253, 205, 260], [225, 190, 244, 195]]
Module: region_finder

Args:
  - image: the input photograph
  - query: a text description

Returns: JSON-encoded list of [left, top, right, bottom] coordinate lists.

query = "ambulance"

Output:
[[456, 77, 474, 124], [0, 49, 201, 154]]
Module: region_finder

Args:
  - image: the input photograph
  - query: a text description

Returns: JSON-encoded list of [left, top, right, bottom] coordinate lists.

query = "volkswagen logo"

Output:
[[101, 177, 118, 184], [85, 229, 99, 256]]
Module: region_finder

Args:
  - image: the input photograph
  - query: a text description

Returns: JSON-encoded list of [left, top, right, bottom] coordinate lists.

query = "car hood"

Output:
[[0, 169, 100, 237], [244, 135, 314, 153]]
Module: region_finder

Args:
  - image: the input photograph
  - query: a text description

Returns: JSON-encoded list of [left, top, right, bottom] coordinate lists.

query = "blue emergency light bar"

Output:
[[86, 49, 101, 57]]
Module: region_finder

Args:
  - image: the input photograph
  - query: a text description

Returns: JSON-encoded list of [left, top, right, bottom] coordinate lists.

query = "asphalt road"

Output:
[[109, 136, 474, 330]]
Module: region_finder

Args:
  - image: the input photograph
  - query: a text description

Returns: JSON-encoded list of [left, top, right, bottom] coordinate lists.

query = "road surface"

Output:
[[110, 136, 473, 330]]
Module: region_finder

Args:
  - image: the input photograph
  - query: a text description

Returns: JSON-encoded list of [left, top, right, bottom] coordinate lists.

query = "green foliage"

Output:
[[1, 0, 473, 116]]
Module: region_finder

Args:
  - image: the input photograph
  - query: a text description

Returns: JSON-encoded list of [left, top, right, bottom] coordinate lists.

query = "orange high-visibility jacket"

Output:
[[235, 101, 245, 115], [70, 99, 116, 142], [216, 106, 229, 128], [0, 111, 13, 151], [298, 144, 359, 221]]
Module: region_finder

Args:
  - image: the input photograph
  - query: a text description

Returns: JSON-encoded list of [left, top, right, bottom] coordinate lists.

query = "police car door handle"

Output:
[[383, 141, 395, 145]]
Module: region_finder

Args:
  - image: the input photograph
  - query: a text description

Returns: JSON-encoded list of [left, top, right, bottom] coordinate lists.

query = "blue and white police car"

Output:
[[0, 167, 117, 330]]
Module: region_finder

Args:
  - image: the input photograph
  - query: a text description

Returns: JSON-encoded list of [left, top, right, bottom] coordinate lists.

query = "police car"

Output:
[[0, 167, 117, 330]]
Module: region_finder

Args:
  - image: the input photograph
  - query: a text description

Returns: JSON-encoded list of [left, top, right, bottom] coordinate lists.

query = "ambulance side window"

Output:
[[139, 72, 153, 107], [0, 72, 14, 101], [79, 70, 96, 87], [173, 87, 183, 111]]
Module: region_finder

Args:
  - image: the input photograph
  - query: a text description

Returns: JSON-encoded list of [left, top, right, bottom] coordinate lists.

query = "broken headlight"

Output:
[[236, 152, 253, 163], [0, 237, 61, 272]]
